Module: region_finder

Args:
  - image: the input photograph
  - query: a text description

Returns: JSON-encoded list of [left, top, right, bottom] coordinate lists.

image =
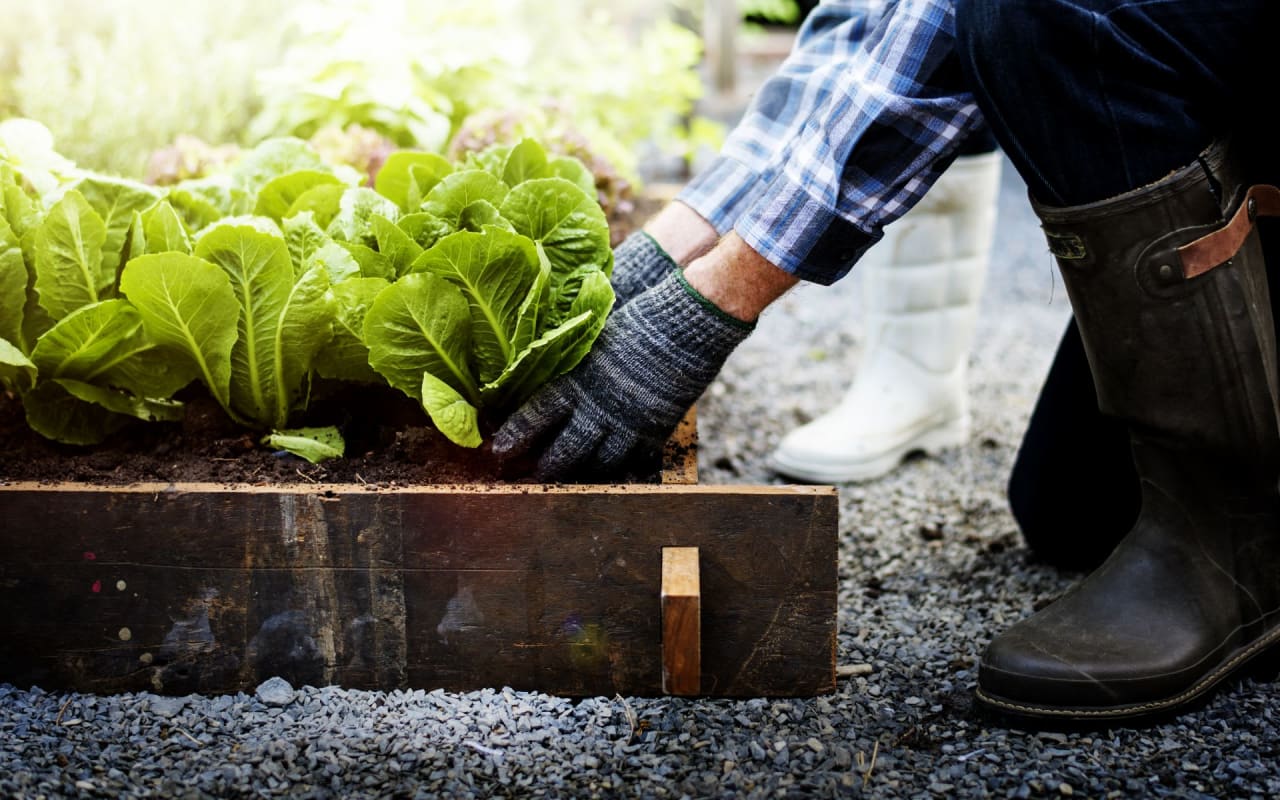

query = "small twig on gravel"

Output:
[[859, 741, 879, 788], [616, 694, 639, 743], [54, 697, 71, 725], [171, 726, 203, 747], [355, 473, 368, 485], [837, 664, 873, 679], [462, 741, 503, 758], [295, 469, 318, 483]]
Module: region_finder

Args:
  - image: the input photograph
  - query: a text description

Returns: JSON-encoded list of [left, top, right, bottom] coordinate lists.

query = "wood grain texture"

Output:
[[0, 484, 838, 697], [662, 547, 701, 695]]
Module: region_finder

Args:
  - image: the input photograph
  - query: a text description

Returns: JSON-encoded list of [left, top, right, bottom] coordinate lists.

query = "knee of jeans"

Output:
[[954, 0, 1045, 85]]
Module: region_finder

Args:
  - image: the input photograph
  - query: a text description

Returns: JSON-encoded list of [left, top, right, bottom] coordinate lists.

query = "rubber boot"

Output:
[[769, 151, 1002, 482], [976, 141, 1280, 723]]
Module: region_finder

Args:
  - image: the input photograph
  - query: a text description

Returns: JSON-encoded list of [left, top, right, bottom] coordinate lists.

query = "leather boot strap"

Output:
[[1179, 184, 1280, 278]]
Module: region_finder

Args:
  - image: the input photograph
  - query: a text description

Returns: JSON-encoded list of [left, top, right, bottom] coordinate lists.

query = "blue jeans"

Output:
[[956, 0, 1275, 206], [953, 0, 1278, 568]]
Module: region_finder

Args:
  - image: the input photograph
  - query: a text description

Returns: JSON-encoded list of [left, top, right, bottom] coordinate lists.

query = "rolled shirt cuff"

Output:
[[734, 170, 880, 286], [676, 155, 769, 237]]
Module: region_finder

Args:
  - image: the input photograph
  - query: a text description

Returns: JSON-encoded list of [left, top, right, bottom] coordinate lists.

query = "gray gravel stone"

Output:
[[255, 677, 297, 707]]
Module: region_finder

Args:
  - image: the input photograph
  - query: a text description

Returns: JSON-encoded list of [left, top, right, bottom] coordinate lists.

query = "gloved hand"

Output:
[[493, 270, 754, 480], [610, 231, 679, 307]]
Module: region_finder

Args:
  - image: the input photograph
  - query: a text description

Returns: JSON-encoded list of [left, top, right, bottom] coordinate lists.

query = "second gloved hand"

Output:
[[492, 270, 754, 480], [610, 231, 679, 307]]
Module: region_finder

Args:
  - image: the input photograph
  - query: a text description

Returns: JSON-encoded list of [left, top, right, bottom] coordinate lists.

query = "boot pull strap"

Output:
[[1178, 184, 1280, 278]]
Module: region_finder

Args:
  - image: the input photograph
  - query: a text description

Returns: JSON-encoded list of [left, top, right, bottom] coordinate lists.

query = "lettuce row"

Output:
[[0, 133, 613, 457]]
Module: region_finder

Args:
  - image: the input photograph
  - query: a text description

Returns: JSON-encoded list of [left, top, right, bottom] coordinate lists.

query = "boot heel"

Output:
[[914, 416, 971, 453]]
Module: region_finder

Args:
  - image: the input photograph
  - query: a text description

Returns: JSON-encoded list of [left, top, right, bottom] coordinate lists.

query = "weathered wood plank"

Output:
[[0, 484, 838, 697]]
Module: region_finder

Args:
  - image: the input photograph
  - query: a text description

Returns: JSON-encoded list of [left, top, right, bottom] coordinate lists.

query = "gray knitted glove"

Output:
[[493, 270, 754, 480], [610, 231, 679, 307]]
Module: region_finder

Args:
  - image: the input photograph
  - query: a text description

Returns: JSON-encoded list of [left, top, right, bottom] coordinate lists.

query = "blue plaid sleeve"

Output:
[[679, 0, 987, 285]]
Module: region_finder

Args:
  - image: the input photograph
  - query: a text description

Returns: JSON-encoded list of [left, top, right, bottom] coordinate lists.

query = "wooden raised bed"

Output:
[[0, 416, 839, 697]]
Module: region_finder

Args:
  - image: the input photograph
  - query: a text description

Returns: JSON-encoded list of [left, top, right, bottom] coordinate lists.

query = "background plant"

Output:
[[0, 0, 296, 178], [248, 0, 707, 188]]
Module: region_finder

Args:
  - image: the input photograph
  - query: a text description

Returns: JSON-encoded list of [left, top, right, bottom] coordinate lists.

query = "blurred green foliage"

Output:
[[0, 0, 295, 177], [0, 0, 712, 186]]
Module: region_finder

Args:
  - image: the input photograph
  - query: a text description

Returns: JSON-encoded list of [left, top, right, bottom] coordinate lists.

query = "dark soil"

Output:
[[0, 195, 677, 488], [0, 381, 669, 486]]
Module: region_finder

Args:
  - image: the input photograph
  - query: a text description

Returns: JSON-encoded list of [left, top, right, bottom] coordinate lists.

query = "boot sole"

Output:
[[769, 418, 969, 483], [974, 625, 1280, 726]]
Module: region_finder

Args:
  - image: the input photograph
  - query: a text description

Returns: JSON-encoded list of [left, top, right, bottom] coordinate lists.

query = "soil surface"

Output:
[[0, 382, 668, 486], [0, 199, 670, 488]]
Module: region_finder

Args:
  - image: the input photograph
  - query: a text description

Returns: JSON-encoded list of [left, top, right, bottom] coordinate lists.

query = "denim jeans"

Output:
[[952, 0, 1278, 568], [955, 0, 1275, 207]]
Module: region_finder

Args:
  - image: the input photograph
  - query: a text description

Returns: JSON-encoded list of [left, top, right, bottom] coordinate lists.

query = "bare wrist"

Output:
[[642, 201, 718, 265], [682, 234, 798, 323]]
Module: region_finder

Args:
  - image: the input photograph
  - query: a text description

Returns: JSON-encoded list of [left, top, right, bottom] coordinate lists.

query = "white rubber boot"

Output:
[[770, 151, 1003, 483]]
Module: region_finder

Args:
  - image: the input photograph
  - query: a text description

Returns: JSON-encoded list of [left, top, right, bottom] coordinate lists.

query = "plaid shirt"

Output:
[[678, 0, 985, 285]]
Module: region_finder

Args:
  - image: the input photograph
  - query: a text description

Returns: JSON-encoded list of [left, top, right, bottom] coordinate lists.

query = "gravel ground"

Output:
[[3, 162, 1279, 798]]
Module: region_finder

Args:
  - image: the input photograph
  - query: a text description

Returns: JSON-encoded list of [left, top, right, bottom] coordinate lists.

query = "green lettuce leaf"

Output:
[[375, 151, 453, 211], [254, 170, 342, 222], [306, 241, 363, 284], [410, 228, 541, 385], [30, 299, 143, 381], [313, 277, 388, 384], [167, 177, 239, 232], [548, 156, 598, 198], [371, 214, 423, 278], [501, 139, 552, 186], [0, 338, 35, 393], [262, 425, 345, 463], [363, 271, 477, 404], [338, 241, 394, 281], [397, 212, 453, 251], [71, 175, 161, 280], [0, 215, 27, 351], [1, 166, 39, 237], [283, 212, 329, 272], [327, 187, 401, 248], [118, 251, 239, 417], [22, 379, 130, 445], [194, 224, 334, 428], [55, 378, 184, 423], [231, 138, 329, 199], [142, 201, 192, 255], [481, 310, 596, 409], [423, 171, 508, 226], [500, 177, 612, 296], [284, 183, 345, 229], [421, 371, 482, 448], [457, 200, 512, 234], [33, 190, 108, 318]]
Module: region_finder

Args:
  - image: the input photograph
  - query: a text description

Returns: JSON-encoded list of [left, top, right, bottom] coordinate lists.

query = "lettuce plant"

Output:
[[2, 125, 615, 459], [360, 139, 615, 447], [0, 164, 193, 444]]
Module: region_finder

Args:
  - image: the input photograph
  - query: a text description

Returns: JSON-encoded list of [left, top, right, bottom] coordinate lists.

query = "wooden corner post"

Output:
[[661, 546, 701, 695]]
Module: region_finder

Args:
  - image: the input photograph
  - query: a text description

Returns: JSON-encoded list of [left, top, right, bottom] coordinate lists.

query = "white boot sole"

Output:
[[768, 416, 970, 483]]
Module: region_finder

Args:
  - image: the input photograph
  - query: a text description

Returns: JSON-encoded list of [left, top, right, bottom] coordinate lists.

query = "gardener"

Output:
[[496, 0, 1280, 723], [646, 1, 1007, 488]]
